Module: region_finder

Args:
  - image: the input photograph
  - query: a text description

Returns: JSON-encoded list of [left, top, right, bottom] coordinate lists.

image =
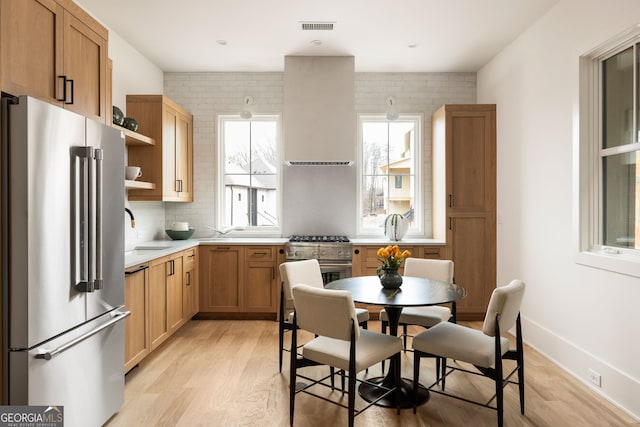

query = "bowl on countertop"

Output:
[[165, 228, 195, 240]]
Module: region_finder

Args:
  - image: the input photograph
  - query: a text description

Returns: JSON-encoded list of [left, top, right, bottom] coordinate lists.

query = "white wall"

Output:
[[107, 31, 166, 247], [163, 72, 475, 237], [477, 0, 640, 419]]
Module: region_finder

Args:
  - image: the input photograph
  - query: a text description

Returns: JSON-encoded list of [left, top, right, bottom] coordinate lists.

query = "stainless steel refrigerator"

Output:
[[1, 96, 129, 426]]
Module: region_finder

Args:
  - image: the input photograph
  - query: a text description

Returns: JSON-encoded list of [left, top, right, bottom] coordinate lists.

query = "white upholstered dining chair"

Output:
[[380, 258, 455, 349], [289, 284, 402, 427], [278, 259, 369, 372], [412, 279, 526, 427]]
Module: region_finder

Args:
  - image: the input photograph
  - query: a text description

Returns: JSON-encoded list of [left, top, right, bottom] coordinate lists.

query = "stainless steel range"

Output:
[[286, 235, 352, 283]]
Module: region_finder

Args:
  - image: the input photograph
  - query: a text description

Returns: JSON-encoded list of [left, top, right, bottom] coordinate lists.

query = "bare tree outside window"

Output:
[[359, 116, 421, 234], [220, 117, 279, 229]]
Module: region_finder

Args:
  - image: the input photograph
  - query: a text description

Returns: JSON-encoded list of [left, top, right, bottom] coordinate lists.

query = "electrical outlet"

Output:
[[588, 368, 601, 387]]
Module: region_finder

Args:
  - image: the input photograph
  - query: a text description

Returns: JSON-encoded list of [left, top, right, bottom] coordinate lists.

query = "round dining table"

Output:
[[326, 275, 467, 409]]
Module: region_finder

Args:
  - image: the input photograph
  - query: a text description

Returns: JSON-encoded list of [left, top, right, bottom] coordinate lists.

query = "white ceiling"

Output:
[[77, 0, 558, 73]]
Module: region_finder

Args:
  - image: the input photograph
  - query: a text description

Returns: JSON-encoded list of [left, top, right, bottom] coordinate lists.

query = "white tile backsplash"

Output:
[[125, 71, 477, 239]]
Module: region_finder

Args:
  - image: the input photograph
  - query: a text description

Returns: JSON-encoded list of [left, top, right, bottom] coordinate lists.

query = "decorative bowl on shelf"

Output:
[[112, 106, 124, 126], [122, 117, 139, 132], [165, 228, 195, 240]]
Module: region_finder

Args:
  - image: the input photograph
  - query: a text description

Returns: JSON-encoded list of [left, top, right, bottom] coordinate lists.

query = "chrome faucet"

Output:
[[204, 225, 243, 236], [125, 208, 135, 228]]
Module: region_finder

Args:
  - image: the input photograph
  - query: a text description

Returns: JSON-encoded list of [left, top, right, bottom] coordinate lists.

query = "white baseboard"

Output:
[[521, 315, 640, 421]]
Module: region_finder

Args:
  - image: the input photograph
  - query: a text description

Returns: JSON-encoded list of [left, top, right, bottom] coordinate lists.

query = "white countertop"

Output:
[[124, 237, 445, 269], [124, 238, 289, 269]]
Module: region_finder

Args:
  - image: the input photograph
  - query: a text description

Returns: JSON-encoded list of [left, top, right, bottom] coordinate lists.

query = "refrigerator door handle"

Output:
[[34, 309, 131, 360], [73, 146, 95, 292], [94, 148, 103, 290]]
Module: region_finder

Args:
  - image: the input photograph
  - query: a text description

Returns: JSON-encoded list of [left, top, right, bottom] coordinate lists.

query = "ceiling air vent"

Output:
[[300, 22, 335, 31]]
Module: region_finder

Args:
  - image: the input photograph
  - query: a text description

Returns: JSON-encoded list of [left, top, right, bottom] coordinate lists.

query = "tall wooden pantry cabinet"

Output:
[[432, 104, 496, 320]]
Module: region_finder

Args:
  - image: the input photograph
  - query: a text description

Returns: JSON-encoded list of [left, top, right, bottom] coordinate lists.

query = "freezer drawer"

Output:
[[8, 309, 129, 427]]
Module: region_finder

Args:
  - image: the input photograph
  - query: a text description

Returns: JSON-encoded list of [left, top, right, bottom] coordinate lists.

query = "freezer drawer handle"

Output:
[[35, 310, 131, 360]]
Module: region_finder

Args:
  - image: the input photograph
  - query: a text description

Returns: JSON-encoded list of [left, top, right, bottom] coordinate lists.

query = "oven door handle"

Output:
[[319, 262, 353, 268]]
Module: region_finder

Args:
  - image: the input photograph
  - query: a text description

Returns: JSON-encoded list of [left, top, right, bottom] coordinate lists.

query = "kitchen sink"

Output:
[[133, 245, 172, 250], [125, 246, 172, 256], [196, 237, 232, 242]]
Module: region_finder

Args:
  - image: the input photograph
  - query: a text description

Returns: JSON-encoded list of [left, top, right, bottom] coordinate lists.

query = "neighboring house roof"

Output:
[[379, 155, 413, 174], [224, 161, 276, 189]]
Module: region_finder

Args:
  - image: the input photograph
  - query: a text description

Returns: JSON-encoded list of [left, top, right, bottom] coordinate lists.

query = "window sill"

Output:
[[575, 250, 640, 278]]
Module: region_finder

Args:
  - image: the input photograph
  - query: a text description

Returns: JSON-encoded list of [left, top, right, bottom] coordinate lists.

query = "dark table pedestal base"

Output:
[[358, 376, 429, 409]]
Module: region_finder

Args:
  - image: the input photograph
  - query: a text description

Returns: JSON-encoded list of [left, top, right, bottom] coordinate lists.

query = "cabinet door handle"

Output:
[[65, 78, 74, 105], [272, 267, 275, 280], [168, 259, 175, 276], [125, 265, 148, 275], [449, 217, 453, 230], [57, 75, 67, 102], [186, 271, 191, 286], [448, 194, 453, 207]]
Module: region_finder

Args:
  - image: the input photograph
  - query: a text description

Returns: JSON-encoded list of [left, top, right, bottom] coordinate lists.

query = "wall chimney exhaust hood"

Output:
[[284, 56, 355, 166]]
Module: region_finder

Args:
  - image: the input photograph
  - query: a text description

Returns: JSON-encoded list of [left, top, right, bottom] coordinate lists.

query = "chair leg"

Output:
[[381, 320, 387, 373], [289, 320, 297, 426], [359, 321, 369, 374], [330, 367, 335, 389], [395, 354, 401, 415], [516, 316, 525, 414], [403, 324, 408, 351], [435, 357, 440, 383], [279, 322, 285, 373], [441, 358, 447, 390], [413, 351, 421, 414], [496, 369, 504, 427], [348, 370, 356, 427]]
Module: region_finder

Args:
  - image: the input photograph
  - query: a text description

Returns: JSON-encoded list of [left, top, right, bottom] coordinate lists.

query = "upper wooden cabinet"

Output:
[[432, 104, 496, 320], [126, 95, 194, 202], [0, 0, 108, 123]]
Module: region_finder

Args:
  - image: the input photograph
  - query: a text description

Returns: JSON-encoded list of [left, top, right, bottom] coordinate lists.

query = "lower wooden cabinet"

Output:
[[352, 245, 445, 276], [125, 247, 198, 372], [245, 246, 282, 312], [124, 263, 149, 373], [199, 245, 243, 312], [148, 256, 169, 351], [199, 245, 285, 318], [448, 216, 495, 319], [166, 252, 184, 336], [183, 247, 199, 319], [351, 245, 445, 317]]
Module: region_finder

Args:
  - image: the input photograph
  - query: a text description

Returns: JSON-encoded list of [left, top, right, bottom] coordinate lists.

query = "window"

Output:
[[357, 115, 422, 236], [218, 116, 280, 232], [578, 25, 640, 276]]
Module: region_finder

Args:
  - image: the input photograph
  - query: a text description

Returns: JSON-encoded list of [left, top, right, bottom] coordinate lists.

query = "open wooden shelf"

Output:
[[114, 124, 156, 146], [125, 180, 156, 190]]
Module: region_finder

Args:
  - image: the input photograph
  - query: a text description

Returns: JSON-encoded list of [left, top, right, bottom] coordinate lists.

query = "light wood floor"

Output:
[[105, 320, 638, 427]]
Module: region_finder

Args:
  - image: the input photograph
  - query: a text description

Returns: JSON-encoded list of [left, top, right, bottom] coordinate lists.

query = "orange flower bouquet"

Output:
[[376, 245, 411, 276]]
